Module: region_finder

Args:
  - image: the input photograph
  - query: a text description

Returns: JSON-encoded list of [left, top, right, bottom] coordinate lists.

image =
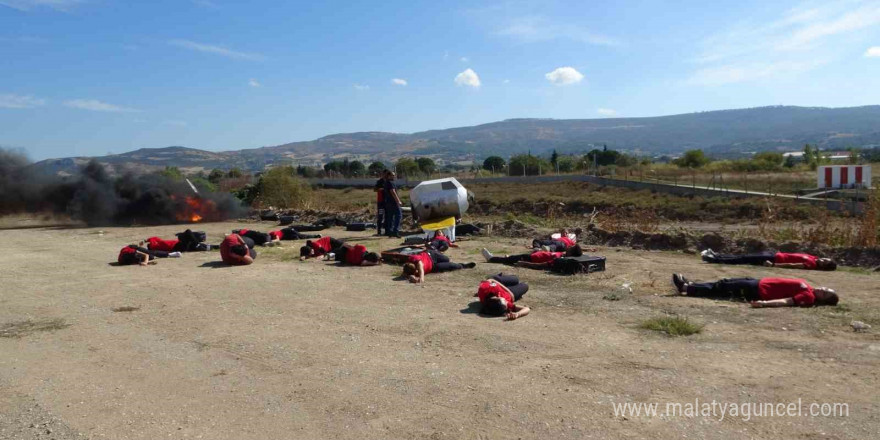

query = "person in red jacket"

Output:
[[481, 245, 583, 269], [299, 236, 345, 260], [531, 229, 577, 252], [419, 230, 459, 253], [117, 245, 180, 266], [701, 249, 836, 271], [401, 249, 476, 283], [475, 274, 531, 320], [671, 274, 839, 307], [268, 227, 321, 241], [232, 228, 281, 247], [220, 234, 256, 266], [325, 243, 381, 266]]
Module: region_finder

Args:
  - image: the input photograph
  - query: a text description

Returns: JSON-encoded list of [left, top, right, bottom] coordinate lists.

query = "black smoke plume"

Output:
[[0, 148, 245, 226]]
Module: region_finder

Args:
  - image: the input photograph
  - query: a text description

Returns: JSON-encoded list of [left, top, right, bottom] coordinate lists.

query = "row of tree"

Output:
[[480, 147, 645, 176]]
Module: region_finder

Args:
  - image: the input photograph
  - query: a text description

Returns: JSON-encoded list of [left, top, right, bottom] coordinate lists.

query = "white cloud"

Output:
[[353, 84, 370, 91], [597, 108, 617, 116], [866, 46, 880, 57], [64, 99, 139, 113], [495, 16, 619, 46], [691, 2, 880, 84], [248, 78, 261, 87], [0, 0, 81, 11], [545, 67, 584, 85], [0, 93, 46, 108], [391, 78, 408, 86], [502, 79, 510, 84], [454, 68, 481, 88], [687, 60, 825, 86], [168, 39, 265, 61], [460, 57, 469, 62]]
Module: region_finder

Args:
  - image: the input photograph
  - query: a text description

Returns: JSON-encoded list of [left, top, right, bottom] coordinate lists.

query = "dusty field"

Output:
[[1, 221, 879, 440]]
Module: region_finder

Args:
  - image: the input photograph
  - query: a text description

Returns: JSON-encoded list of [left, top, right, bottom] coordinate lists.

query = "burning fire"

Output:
[[175, 196, 215, 223]]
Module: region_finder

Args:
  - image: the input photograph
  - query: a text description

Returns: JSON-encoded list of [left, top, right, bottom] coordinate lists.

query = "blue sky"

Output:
[[2, 0, 880, 160]]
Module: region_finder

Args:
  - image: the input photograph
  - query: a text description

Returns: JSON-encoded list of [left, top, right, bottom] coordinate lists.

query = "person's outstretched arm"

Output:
[[137, 251, 150, 266], [409, 261, 425, 283], [506, 305, 530, 320], [750, 298, 795, 308]]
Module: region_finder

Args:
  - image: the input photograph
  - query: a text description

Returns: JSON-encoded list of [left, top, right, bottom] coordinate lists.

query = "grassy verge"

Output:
[[639, 316, 704, 336]]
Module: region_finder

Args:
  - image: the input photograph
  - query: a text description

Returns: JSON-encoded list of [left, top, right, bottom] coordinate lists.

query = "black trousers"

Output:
[[428, 249, 463, 272], [706, 252, 775, 266], [239, 230, 271, 245], [280, 228, 320, 240], [489, 253, 532, 266], [428, 239, 450, 252], [376, 203, 385, 234], [686, 278, 761, 301], [290, 224, 327, 232], [120, 245, 168, 265], [532, 239, 567, 251], [490, 273, 529, 300]]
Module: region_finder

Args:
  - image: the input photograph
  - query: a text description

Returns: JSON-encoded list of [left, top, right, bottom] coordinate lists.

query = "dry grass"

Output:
[[0, 318, 70, 338], [112, 306, 141, 313], [639, 316, 704, 336]]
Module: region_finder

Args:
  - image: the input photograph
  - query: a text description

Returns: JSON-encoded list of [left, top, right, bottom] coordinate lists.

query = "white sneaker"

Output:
[[168, 252, 182, 258], [481, 248, 494, 262]]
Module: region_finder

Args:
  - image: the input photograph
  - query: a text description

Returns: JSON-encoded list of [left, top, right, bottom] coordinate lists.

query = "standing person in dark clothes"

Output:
[[671, 274, 839, 307], [475, 274, 531, 320], [220, 234, 256, 265], [480, 245, 583, 268], [383, 171, 403, 238], [325, 243, 382, 266], [701, 249, 837, 271], [117, 245, 179, 266], [401, 249, 476, 283], [374, 170, 387, 236], [268, 227, 322, 241], [299, 236, 345, 260]]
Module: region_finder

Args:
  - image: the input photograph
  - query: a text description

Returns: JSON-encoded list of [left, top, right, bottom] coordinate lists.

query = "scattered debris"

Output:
[[112, 306, 141, 313], [851, 321, 872, 332]]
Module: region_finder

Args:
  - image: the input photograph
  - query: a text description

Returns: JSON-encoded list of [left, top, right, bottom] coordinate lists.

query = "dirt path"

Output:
[[0, 222, 878, 439]]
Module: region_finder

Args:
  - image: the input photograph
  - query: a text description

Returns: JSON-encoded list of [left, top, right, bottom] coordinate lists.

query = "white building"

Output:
[[817, 165, 871, 189]]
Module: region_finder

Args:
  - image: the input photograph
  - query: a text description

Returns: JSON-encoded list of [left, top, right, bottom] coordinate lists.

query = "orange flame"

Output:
[[175, 196, 214, 223]]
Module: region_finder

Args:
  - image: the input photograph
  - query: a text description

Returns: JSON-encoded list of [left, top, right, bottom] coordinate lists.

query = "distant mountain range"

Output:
[[32, 105, 880, 175]]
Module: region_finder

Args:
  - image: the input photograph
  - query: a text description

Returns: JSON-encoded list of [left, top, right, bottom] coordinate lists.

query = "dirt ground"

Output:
[[1, 221, 879, 440]]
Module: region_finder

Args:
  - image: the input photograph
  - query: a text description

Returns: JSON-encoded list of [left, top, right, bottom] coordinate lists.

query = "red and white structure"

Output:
[[817, 165, 871, 189]]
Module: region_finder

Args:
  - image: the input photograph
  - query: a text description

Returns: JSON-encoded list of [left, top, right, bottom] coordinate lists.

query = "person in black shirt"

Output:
[[383, 171, 403, 237]]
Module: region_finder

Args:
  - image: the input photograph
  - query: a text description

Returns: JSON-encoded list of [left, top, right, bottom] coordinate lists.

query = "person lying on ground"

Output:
[[144, 230, 211, 252], [299, 236, 344, 260], [530, 228, 577, 252], [671, 274, 838, 308], [220, 234, 256, 266], [402, 249, 476, 284], [475, 274, 531, 320], [232, 229, 281, 247], [118, 245, 180, 266], [323, 243, 382, 266], [269, 227, 322, 241], [411, 230, 459, 253], [481, 245, 583, 269], [701, 249, 837, 271]]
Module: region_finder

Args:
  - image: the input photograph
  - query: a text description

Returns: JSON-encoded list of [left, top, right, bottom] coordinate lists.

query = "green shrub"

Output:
[[640, 316, 703, 336]]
